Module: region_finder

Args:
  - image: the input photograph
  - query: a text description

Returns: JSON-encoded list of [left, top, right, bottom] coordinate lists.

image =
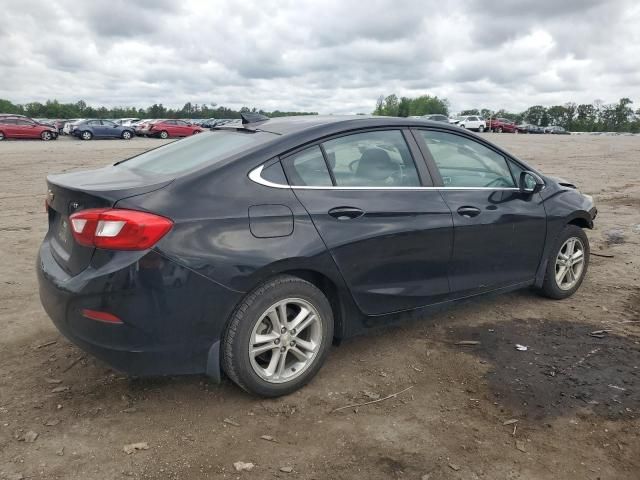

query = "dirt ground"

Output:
[[1, 133, 639, 480]]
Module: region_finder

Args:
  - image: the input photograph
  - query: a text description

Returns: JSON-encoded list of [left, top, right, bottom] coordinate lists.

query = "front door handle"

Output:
[[328, 206, 365, 220], [457, 206, 481, 218]]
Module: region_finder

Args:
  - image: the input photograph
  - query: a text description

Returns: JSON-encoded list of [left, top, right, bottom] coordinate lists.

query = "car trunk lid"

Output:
[[46, 166, 172, 276]]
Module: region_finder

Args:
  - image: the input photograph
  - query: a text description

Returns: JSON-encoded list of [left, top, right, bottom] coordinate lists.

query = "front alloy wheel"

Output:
[[540, 225, 589, 299], [555, 237, 585, 291], [41, 131, 53, 141], [122, 130, 132, 140], [222, 275, 333, 397], [159, 130, 169, 139], [81, 130, 92, 140]]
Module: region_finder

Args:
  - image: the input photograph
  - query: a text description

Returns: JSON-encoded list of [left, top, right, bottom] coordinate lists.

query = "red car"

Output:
[[0, 116, 58, 141], [139, 119, 204, 139], [486, 117, 518, 133]]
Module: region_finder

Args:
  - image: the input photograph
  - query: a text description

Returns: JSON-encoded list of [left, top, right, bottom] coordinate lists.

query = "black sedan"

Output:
[[38, 115, 596, 397], [71, 119, 135, 140]]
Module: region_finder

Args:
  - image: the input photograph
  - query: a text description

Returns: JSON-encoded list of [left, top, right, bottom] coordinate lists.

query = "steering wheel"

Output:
[[485, 177, 512, 188]]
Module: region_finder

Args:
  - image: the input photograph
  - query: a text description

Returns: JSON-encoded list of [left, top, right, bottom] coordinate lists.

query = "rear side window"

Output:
[[322, 130, 420, 187], [119, 130, 271, 175], [282, 146, 332, 187], [418, 130, 516, 188]]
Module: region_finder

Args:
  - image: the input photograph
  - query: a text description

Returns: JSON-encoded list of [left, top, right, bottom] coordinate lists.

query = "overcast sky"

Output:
[[1, 0, 638, 114]]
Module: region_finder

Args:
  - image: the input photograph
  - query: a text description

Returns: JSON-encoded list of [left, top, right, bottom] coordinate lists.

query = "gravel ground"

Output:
[[1, 133, 639, 479]]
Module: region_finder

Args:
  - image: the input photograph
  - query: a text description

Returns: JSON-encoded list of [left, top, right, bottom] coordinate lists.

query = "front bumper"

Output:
[[37, 240, 241, 379]]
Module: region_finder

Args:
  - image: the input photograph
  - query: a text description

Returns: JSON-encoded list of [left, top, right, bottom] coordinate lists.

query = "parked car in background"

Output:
[[486, 118, 518, 133], [453, 115, 486, 132], [115, 118, 140, 127], [133, 119, 155, 136], [422, 114, 449, 123], [63, 119, 85, 135], [545, 126, 570, 135], [199, 118, 219, 129], [516, 124, 545, 134], [0, 116, 58, 141], [37, 114, 596, 397], [138, 119, 204, 138], [71, 119, 135, 140]]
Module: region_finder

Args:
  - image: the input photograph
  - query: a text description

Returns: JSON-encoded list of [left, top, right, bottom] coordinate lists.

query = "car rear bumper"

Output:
[[37, 240, 241, 380]]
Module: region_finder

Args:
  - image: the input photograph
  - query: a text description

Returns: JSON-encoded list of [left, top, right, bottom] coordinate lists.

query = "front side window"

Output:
[[87, 120, 101, 126], [418, 130, 516, 188], [102, 120, 116, 127], [322, 130, 420, 187], [282, 146, 332, 187], [17, 119, 34, 126]]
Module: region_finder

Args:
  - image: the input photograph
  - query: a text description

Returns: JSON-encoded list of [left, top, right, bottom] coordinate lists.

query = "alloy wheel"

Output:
[[82, 131, 92, 140], [555, 237, 585, 290], [42, 131, 52, 141], [249, 298, 323, 384]]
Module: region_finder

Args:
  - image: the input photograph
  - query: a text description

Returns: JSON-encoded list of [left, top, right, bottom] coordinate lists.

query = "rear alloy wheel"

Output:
[[539, 225, 589, 299], [222, 275, 334, 397], [41, 131, 53, 141], [159, 130, 169, 139], [81, 130, 93, 141], [496, 127, 503, 133], [121, 130, 132, 140]]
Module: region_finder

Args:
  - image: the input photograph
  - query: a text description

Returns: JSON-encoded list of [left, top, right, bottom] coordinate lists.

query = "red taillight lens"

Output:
[[69, 208, 173, 250]]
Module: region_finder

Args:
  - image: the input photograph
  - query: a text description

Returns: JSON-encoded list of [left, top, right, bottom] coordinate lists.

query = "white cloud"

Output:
[[0, 0, 638, 114]]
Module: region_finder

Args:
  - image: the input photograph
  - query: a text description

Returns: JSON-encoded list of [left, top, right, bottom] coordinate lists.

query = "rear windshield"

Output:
[[117, 130, 273, 175]]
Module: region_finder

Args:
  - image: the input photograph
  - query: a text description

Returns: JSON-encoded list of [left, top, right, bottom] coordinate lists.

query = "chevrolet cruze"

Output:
[[37, 115, 596, 396]]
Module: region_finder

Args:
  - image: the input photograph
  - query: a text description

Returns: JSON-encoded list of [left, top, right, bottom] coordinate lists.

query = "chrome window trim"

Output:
[[248, 164, 521, 191]]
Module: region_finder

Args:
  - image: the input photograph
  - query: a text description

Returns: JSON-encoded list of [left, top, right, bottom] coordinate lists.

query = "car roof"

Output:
[[243, 114, 454, 136]]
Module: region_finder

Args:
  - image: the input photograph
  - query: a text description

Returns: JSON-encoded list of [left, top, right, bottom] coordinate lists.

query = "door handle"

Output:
[[457, 206, 481, 218], [328, 206, 365, 220]]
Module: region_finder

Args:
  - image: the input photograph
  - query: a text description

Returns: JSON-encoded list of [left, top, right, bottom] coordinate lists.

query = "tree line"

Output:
[[373, 94, 640, 133], [0, 99, 317, 120]]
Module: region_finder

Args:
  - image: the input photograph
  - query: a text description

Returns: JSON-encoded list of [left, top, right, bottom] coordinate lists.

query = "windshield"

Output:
[[117, 130, 274, 175]]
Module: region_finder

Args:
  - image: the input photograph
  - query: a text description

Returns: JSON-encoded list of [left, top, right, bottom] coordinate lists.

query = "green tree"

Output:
[[397, 97, 411, 117], [382, 94, 399, 116]]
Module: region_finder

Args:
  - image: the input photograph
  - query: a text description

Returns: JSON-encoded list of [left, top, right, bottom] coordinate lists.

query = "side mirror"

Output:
[[520, 171, 545, 194]]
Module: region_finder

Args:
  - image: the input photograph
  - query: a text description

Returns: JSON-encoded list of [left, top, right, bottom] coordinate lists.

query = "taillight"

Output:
[[69, 208, 173, 250]]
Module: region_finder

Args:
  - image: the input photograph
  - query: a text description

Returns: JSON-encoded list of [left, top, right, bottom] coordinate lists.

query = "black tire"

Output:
[[159, 130, 169, 139], [80, 130, 93, 141], [496, 127, 503, 133], [539, 225, 589, 299], [222, 275, 334, 397], [121, 130, 133, 140], [478, 125, 485, 132], [41, 131, 53, 141], [0, 131, 5, 141]]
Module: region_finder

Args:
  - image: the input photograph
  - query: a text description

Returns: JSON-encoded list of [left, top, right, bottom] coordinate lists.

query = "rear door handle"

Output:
[[328, 206, 365, 220], [457, 206, 481, 218]]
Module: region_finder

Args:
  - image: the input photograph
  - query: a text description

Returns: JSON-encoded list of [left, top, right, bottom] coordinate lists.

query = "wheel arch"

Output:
[[277, 268, 347, 342], [567, 211, 594, 229]]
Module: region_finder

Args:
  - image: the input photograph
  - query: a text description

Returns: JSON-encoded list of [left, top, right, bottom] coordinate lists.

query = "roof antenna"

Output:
[[241, 113, 270, 125]]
